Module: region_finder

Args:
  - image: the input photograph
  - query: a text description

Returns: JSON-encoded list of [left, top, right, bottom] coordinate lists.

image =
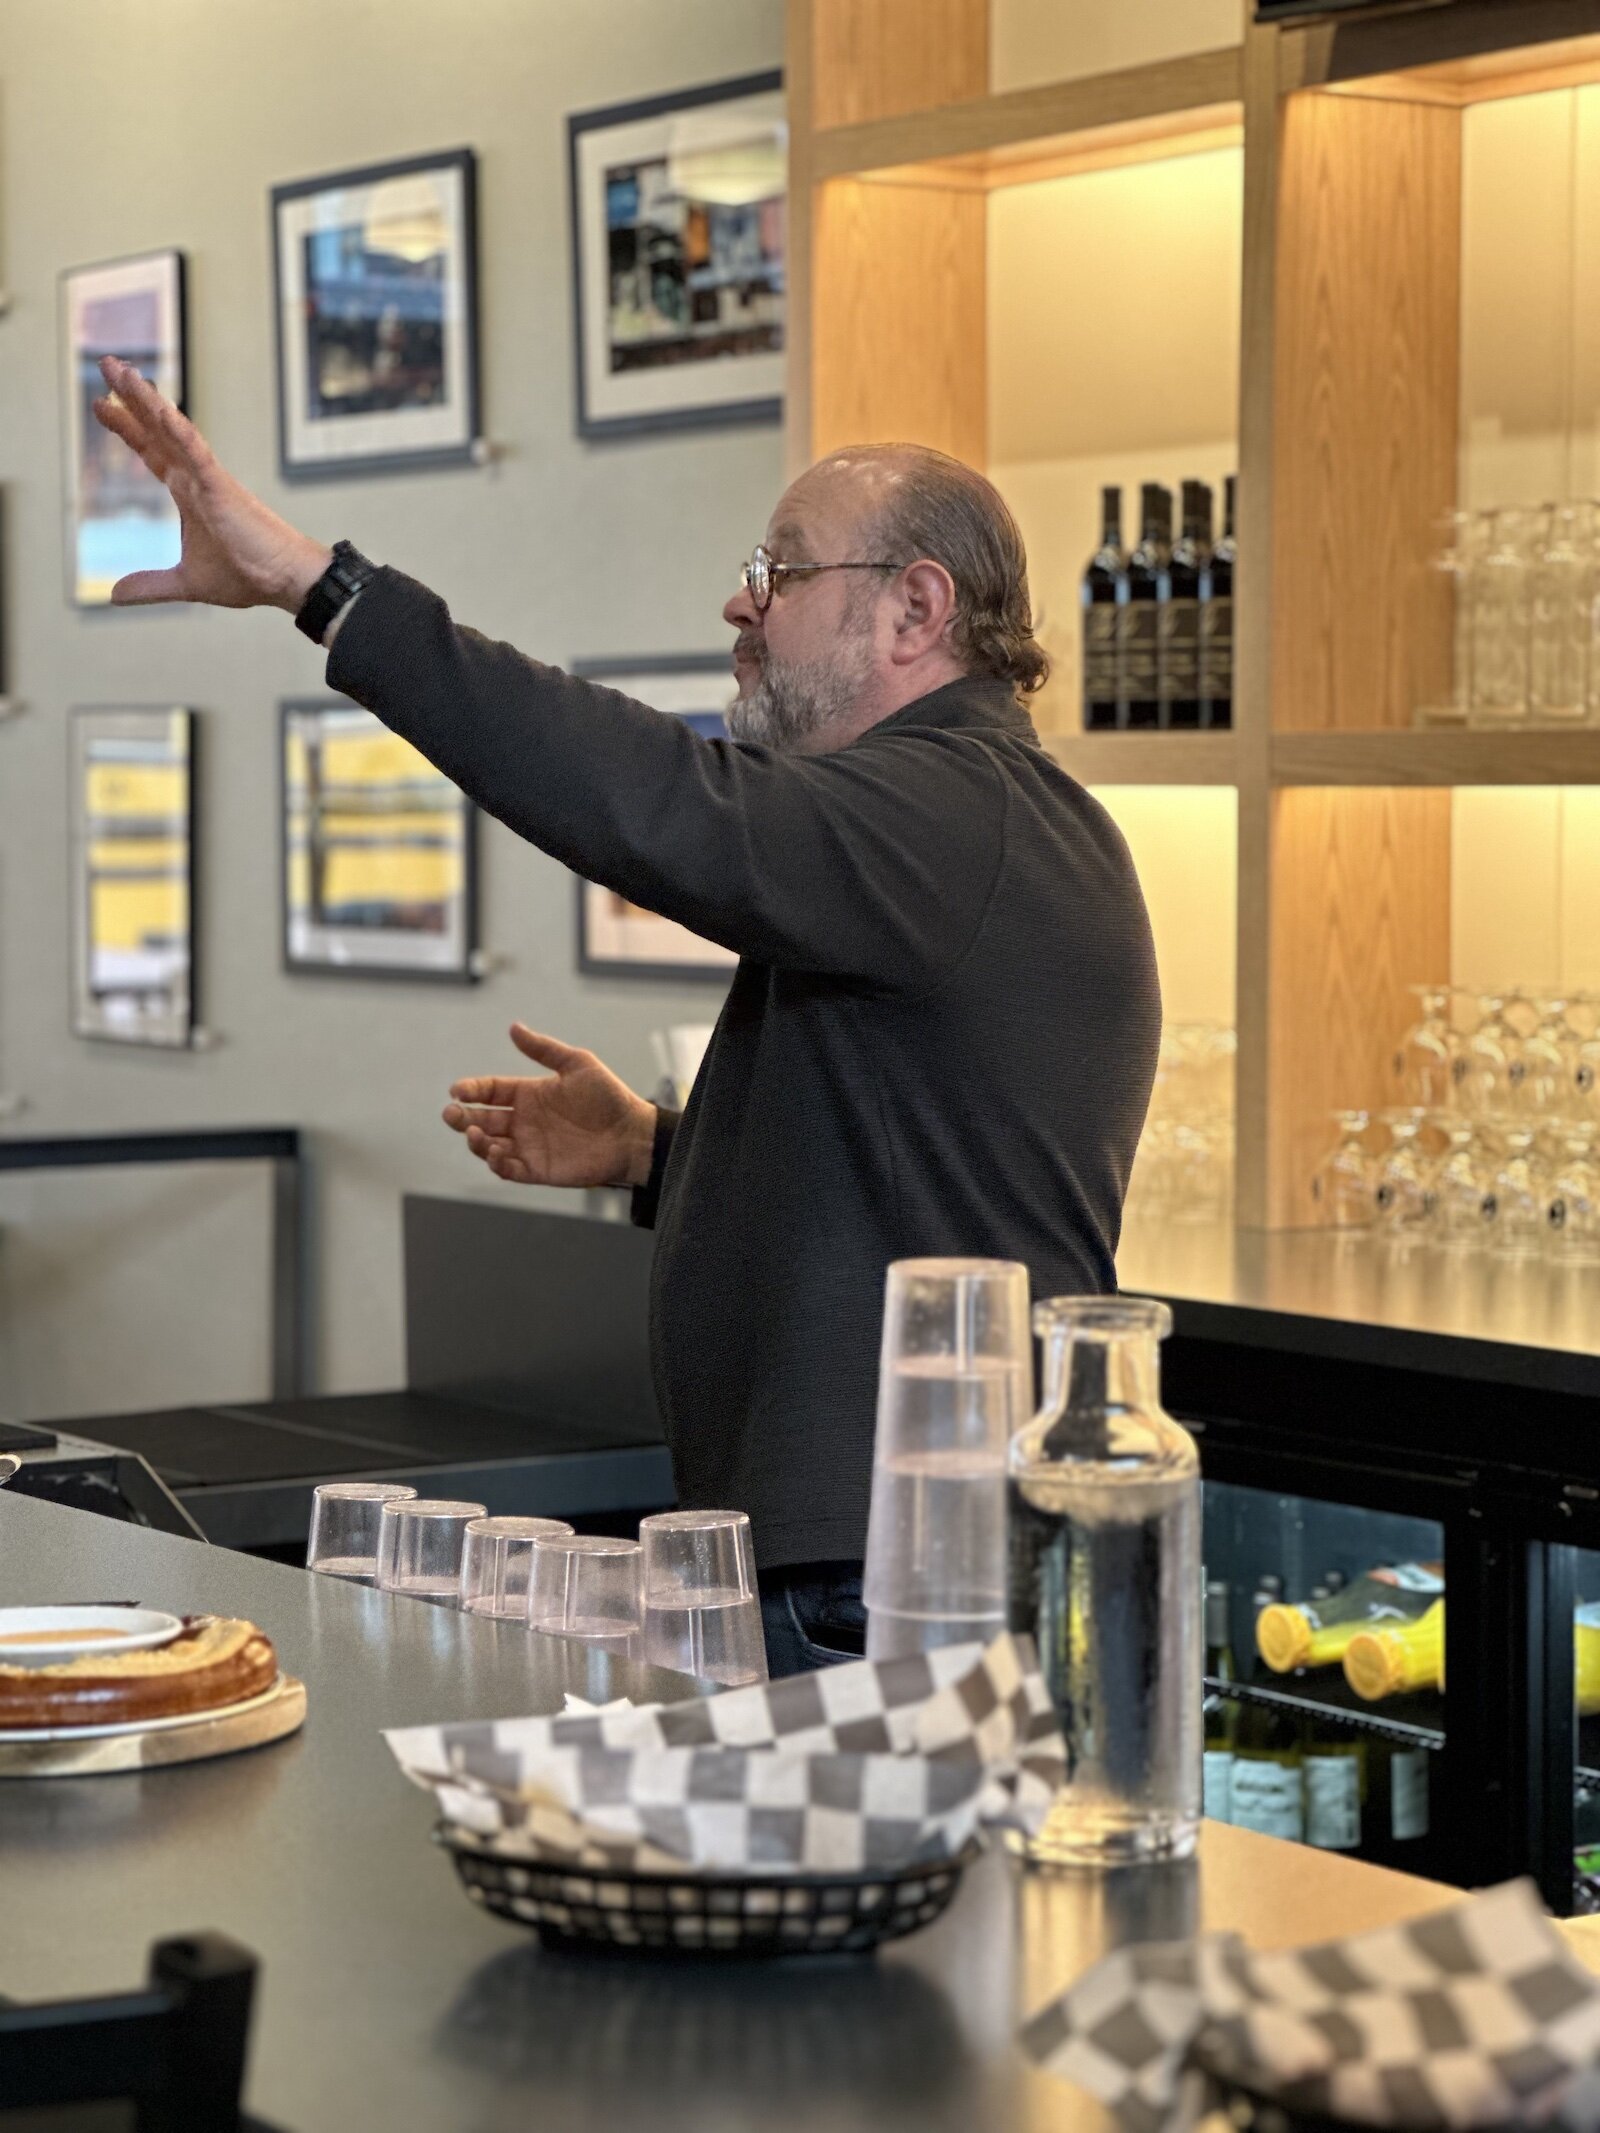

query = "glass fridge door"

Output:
[[1203, 1479, 1444, 1876]]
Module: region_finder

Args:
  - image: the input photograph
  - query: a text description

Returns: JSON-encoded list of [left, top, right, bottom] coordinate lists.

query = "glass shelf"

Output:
[[1207, 1672, 1443, 1754]]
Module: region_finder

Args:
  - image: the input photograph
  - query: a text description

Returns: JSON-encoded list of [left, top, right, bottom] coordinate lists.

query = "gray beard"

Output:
[[726, 639, 873, 752]]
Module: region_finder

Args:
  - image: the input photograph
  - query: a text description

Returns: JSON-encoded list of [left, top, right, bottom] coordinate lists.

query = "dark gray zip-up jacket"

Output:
[[329, 568, 1160, 1571]]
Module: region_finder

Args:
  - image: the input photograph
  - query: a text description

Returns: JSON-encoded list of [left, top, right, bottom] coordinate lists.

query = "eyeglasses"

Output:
[[739, 543, 901, 615]]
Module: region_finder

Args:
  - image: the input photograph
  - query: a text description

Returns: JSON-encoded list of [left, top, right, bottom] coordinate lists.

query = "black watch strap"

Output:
[[295, 540, 378, 644]]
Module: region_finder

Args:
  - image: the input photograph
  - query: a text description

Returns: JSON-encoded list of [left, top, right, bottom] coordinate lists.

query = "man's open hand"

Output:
[[91, 356, 331, 612], [443, 1024, 658, 1190]]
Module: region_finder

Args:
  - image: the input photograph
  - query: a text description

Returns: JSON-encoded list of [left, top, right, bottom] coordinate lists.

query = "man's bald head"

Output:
[[791, 445, 1049, 700]]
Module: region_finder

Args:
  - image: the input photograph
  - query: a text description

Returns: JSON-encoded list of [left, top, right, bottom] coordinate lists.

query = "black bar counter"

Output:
[[0, 1490, 1477, 2133]]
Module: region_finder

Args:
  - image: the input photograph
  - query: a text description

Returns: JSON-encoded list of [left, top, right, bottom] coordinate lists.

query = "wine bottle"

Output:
[[1200, 472, 1236, 730], [1203, 1578, 1238, 1823], [1118, 483, 1170, 730], [1299, 1613, 1365, 1853], [1230, 1574, 1304, 1840], [1081, 486, 1126, 733], [1160, 479, 1212, 730], [1369, 1738, 1431, 1858]]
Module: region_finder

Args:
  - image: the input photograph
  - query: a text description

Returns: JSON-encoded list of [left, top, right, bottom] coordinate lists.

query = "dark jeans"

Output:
[[760, 1560, 866, 1677]]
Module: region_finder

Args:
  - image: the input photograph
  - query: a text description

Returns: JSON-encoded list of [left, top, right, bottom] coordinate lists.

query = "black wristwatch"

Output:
[[294, 540, 378, 644]]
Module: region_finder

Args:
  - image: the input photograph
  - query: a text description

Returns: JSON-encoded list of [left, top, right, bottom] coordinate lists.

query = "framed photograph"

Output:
[[568, 72, 785, 439], [573, 657, 740, 981], [271, 148, 481, 479], [61, 249, 186, 607], [281, 699, 479, 981], [69, 708, 197, 1048]]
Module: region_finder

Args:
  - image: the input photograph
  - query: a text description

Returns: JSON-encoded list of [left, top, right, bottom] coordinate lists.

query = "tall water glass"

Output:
[[640, 1510, 767, 1686], [863, 1259, 1032, 1660], [307, 1482, 417, 1582], [1530, 504, 1594, 724], [1008, 1296, 1201, 1866], [376, 1499, 487, 1604], [1469, 508, 1534, 726]]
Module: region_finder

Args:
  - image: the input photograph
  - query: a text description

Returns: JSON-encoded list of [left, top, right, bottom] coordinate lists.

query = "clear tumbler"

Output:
[[459, 1515, 574, 1619], [528, 1534, 644, 1656], [863, 1258, 1032, 1660], [640, 1509, 768, 1685], [375, 1498, 486, 1605], [307, 1482, 417, 1582]]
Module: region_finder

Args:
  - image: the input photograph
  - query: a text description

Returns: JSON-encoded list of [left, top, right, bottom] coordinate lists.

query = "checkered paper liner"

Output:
[[385, 1631, 1064, 1876], [1020, 1878, 1600, 2132]]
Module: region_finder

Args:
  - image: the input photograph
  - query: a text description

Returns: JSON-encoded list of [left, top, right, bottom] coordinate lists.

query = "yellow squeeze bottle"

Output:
[[1256, 1562, 1444, 1675], [1343, 1600, 1445, 1701]]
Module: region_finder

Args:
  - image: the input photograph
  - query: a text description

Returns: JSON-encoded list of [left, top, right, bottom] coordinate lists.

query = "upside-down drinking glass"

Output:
[[307, 1482, 418, 1583], [459, 1516, 574, 1619], [1547, 1122, 1600, 1264], [528, 1534, 644, 1656], [1392, 986, 1456, 1109], [1374, 1110, 1437, 1238], [639, 1509, 768, 1686], [376, 1499, 487, 1605]]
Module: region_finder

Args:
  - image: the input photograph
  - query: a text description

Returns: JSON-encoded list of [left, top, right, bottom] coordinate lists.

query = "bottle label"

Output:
[[1203, 1749, 1235, 1823], [1083, 603, 1119, 712], [1157, 597, 1200, 704], [1117, 602, 1159, 698], [1199, 595, 1233, 703], [1228, 1757, 1303, 1840], [1576, 1603, 1600, 1630], [1377, 1564, 1444, 1595], [1391, 1749, 1430, 1842], [1304, 1754, 1362, 1850]]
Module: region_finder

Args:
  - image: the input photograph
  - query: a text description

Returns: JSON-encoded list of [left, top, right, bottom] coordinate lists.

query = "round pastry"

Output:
[[0, 1616, 278, 1731]]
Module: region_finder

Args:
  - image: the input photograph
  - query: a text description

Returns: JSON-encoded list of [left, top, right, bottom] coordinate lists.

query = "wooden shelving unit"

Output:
[[786, 0, 1600, 1230]]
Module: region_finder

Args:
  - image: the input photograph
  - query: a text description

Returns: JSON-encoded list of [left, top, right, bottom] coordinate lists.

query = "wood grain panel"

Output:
[[1272, 93, 1460, 733], [811, 0, 989, 130], [785, 0, 817, 478], [1267, 787, 1452, 1227], [1039, 731, 1238, 786], [809, 180, 986, 465]]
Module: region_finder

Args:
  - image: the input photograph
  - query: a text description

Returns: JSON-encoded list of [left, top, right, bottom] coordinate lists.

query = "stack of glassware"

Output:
[[1312, 984, 1600, 1262], [1125, 1020, 1236, 1224], [1417, 502, 1600, 729]]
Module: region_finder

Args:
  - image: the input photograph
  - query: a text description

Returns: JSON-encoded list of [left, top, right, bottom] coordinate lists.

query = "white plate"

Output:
[[0, 1606, 184, 1668], [0, 1674, 289, 1743]]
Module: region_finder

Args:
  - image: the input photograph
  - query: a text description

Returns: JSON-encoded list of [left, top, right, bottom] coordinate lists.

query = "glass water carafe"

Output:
[[1008, 1296, 1201, 1867]]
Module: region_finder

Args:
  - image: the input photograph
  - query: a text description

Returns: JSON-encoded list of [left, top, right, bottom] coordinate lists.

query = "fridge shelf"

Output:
[[1206, 1674, 1443, 1753]]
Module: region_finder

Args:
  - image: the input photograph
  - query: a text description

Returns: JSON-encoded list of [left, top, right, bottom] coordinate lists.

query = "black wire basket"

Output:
[[436, 1825, 977, 1958]]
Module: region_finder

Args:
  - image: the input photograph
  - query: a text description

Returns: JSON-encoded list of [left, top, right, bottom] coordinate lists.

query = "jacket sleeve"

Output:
[[326, 567, 1006, 991]]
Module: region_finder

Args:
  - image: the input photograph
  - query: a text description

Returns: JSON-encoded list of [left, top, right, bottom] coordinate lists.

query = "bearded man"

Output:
[[92, 358, 1161, 1674]]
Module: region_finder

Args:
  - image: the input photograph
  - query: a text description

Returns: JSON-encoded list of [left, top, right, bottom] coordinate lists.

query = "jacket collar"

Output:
[[870, 672, 1039, 746]]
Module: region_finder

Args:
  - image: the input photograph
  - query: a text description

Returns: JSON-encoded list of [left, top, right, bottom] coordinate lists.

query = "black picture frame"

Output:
[[68, 706, 199, 1049], [568, 71, 785, 440], [572, 656, 740, 982], [60, 248, 187, 609], [280, 698, 481, 984], [270, 148, 482, 481]]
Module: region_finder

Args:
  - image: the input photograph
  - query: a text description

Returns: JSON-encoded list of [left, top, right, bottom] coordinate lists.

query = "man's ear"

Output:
[[890, 559, 958, 662]]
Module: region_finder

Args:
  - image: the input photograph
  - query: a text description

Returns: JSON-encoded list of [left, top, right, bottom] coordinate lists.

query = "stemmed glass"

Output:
[[1459, 992, 1526, 1118], [1393, 986, 1456, 1108], [1427, 1113, 1496, 1251], [1520, 996, 1584, 1120], [1547, 1122, 1600, 1264], [1374, 1109, 1437, 1240], [1311, 1110, 1377, 1228], [1487, 1120, 1548, 1260]]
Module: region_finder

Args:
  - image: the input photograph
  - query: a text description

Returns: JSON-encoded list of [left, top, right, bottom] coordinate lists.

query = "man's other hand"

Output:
[[443, 1024, 658, 1190], [91, 356, 331, 613]]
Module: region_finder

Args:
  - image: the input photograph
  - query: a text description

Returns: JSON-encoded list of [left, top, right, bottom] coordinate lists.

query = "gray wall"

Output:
[[0, 0, 782, 1417]]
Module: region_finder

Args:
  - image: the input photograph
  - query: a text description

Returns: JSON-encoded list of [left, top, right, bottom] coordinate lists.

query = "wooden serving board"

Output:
[[0, 1673, 306, 1777]]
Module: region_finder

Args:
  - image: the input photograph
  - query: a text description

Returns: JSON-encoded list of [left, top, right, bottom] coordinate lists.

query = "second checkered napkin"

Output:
[[1020, 1878, 1600, 2131], [386, 1630, 1063, 1875]]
